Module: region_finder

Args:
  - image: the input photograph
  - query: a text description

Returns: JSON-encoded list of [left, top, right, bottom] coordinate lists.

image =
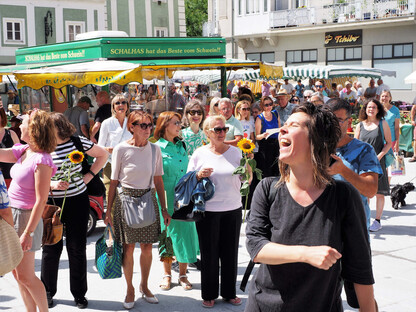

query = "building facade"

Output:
[[207, 0, 416, 101], [0, 0, 186, 65]]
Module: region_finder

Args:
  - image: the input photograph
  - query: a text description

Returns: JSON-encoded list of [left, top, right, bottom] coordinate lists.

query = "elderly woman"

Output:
[[154, 111, 199, 291], [187, 115, 243, 308], [355, 100, 392, 233], [246, 103, 377, 311], [181, 100, 207, 156], [208, 97, 220, 116], [105, 111, 170, 310], [255, 96, 280, 177], [41, 113, 108, 309], [0, 108, 20, 188], [98, 94, 133, 199], [0, 110, 57, 312]]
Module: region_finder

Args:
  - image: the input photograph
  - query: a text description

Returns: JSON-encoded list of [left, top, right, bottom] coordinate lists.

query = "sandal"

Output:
[[202, 300, 215, 308], [223, 297, 242, 306], [409, 157, 416, 162], [159, 274, 171, 291], [178, 274, 192, 290]]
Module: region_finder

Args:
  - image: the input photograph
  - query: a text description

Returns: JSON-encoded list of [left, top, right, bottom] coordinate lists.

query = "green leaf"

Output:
[[240, 157, 247, 166], [255, 168, 263, 181], [233, 166, 246, 175], [240, 180, 250, 196], [248, 158, 257, 170]]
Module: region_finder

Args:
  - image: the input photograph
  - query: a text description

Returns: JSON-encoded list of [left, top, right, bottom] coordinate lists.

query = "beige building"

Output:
[[206, 0, 416, 102]]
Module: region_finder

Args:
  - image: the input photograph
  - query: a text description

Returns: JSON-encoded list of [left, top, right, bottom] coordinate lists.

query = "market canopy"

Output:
[[283, 64, 396, 80], [404, 71, 416, 84]]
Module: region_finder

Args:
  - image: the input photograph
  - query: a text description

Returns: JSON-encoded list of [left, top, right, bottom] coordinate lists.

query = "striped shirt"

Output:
[[50, 136, 94, 198]]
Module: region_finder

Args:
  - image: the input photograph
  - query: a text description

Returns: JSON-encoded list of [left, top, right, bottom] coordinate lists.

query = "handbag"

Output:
[[71, 136, 106, 197], [42, 193, 63, 246], [119, 144, 156, 228], [0, 217, 23, 276], [391, 153, 406, 176], [95, 224, 122, 279], [379, 120, 395, 167]]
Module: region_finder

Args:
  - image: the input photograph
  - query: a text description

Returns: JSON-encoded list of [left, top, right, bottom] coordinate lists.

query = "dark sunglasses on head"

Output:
[[133, 122, 153, 130], [315, 85, 323, 89], [264, 103, 273, 107], [210, 127, 229, 134], [115, 101, 127, 105], [240, 107, 250, 111], [189, 110, 202, 116]]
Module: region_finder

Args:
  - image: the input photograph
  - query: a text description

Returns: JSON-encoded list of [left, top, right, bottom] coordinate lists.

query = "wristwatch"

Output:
[[24, 229, 34, 237]]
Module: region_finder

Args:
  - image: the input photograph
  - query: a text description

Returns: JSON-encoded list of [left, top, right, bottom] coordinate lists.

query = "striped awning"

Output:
[[283, 64, 396, 80]]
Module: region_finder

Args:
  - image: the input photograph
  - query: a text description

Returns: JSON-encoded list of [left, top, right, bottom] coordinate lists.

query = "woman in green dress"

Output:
[[154, 111, 199, 291], [181, 100, 207, 156]]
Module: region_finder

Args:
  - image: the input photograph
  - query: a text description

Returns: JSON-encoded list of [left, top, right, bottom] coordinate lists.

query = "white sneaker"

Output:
[[369, 220, 382, 232]]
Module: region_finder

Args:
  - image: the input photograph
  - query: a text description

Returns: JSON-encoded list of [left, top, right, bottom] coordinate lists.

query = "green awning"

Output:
[[0, 61, 90, 75]]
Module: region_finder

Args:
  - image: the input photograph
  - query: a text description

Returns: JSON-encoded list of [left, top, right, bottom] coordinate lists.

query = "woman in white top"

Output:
[[98, 94, 132, 199], [105, 111, 170, 310], [235, 100, 255, 142], [187, 115, 243, 309]]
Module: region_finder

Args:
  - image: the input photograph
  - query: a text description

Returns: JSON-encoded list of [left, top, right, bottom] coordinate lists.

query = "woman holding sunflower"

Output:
[[187, 115, 246, 308], [41, 113, 108, 309]]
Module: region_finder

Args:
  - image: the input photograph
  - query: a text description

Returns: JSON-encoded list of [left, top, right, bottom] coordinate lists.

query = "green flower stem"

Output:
[[242, 154, 250, 222], [59, 162, 73, 220]]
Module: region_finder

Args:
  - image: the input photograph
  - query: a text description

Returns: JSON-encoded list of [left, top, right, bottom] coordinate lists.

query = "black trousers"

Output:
[[196, 208, 242, 301], [41, 191, 89, 299]]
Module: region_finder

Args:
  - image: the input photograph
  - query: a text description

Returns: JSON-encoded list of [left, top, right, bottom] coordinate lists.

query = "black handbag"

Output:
[[70, 136, 106, 197]]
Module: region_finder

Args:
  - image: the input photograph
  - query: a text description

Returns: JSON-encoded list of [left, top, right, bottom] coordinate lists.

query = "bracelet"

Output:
[[24, 229, 34, 237], [88, 170, 96, 177]]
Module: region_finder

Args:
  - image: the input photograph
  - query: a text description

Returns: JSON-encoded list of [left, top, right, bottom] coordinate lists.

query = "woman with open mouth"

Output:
[[245, 103, 377, 312]]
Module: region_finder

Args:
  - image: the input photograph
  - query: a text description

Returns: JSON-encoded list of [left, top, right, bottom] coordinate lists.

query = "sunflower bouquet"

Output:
[[233, 138, 262, 221], [51, 150, 85, 218]]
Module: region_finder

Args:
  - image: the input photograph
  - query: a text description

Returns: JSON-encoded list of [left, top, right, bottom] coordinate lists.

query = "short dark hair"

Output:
[[0, 108, 7, 127], [325, 98, 353, 117], [359, 99, 386, 121], [279, 103, 341, 189]]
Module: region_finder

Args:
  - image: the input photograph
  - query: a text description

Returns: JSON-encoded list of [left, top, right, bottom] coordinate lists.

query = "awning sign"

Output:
[[324, 30, 362, 47]]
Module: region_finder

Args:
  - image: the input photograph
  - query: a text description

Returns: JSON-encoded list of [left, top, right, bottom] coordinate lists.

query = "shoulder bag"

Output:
[[42, 191, 63, 246], [95, 224, 122, 279], [71, 136, 106, 197], [119, 143, 157, 228], [0, 217, 23, 276]]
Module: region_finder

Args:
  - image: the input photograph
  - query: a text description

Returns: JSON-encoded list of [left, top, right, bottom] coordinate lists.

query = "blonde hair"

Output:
[[235, 101, 251, 121], [202, 115, 226, 138], [111, 94, 130, 116], [209, 97, 220, 116], [28, 110, 57, 153]]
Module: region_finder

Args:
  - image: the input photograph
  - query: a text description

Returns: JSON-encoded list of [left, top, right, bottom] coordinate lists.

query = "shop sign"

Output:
[[16, 48, 101, 64], [324, 30, 362, 47]]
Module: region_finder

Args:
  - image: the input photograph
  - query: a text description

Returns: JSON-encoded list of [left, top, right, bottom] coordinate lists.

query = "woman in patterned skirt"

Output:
[[105, 110, 170, 310]]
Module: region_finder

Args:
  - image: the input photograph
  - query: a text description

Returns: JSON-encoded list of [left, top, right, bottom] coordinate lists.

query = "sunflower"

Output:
[[237, 138, 255, 154], [68, 150, 84, 164]]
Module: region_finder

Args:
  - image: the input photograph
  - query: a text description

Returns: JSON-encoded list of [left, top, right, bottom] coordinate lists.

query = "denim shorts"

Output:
[[12, 207, 43, 252]]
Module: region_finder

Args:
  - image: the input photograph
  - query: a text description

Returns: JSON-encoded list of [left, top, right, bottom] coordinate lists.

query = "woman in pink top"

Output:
[[0, 110, 57, 312]]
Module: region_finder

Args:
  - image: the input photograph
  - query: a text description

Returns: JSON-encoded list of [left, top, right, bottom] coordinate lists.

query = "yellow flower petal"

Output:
[[68, 150, 84, 164], [237, 138, 255, 154]]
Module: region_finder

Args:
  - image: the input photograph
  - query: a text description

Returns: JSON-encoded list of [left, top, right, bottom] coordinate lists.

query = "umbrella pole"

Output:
[[164, 68, 169, 111], [221, 67, 227, 98]]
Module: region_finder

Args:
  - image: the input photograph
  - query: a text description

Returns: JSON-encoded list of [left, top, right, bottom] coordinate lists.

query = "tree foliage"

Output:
[[185, 0, 208, 37]]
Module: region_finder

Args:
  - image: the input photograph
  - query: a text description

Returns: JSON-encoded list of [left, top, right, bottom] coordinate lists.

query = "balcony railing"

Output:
[[269, 0, 415, 29]]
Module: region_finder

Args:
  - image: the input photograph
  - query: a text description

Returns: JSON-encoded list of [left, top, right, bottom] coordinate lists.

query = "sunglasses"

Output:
[[240, 108, 250, 111], [315, 85, 323, 89], [214, 103, 219, 107], [189, 110, 202, 116], [115, 101, 127, 105], [209, 127, 229, 134], [304, 96, 311, 99], [264, 103, 273, 107], [133, 122, 153, 130], [292, 99, 300, 103], [172, 121, 181, 126]]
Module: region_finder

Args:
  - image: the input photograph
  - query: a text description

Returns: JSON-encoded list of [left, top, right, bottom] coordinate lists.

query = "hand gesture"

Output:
[[304, 246, 342, 270]]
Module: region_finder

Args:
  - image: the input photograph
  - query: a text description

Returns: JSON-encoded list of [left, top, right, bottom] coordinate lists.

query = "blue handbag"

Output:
[[95, 225, 122, 279]]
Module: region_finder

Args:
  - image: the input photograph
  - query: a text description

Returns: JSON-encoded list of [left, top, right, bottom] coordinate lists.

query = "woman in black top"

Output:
[[0, 108, 19, 187], [245, 103, 377, 312]]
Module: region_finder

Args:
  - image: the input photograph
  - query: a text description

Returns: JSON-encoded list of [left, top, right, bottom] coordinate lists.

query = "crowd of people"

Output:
[[0, 76, 406, 311]]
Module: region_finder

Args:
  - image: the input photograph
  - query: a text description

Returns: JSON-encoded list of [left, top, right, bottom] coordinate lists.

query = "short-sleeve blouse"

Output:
[[9, 144, 57, 209], [181, 127, 207, 156]]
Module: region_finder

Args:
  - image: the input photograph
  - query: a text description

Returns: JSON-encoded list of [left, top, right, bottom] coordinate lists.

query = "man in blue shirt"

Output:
[[326, 99, 382, 229], [294, 80, 305, 98]]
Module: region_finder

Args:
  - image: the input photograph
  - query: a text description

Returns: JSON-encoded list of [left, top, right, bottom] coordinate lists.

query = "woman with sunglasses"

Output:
[[245, 103, 376, 312], [154, 111, 199, 292], [105, 111, 170, 309], [235, 100, 255, 142], [290, 96, 300, 104], [181, 100, 207, 156], [98, 94, 133, 201], [255, 96, 281, 177], [188, 115, 245, 308], [208, 97, 220, 116]]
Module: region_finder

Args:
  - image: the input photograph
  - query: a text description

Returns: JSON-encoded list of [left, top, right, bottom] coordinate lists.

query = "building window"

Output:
[[152, 0, 167, 3], [286, 49, 317, 65], [154, 27, 168, 37], [326, 47, 361, 62], [373, 43, 413, 90], [246, 52, 275, 63], [2, 18, 25, 44], [246, 0, 260, 14], [65, 21, 85, 41]]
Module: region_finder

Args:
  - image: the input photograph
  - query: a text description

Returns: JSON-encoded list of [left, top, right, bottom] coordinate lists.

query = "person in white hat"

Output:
[[275, 89, 296, 124]]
